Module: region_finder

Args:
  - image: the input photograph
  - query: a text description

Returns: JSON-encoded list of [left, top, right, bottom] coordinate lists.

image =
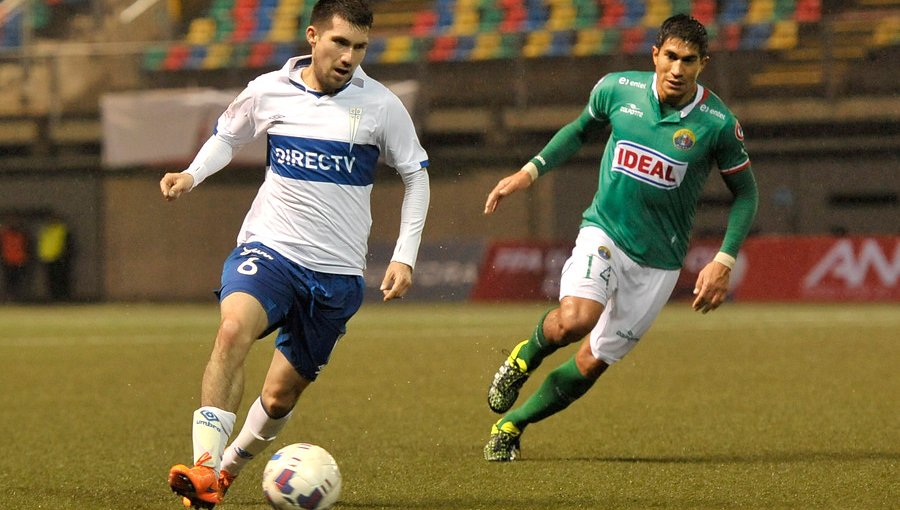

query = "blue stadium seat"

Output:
[[740, 22, 774, 49], [719, 0, 749, 24]]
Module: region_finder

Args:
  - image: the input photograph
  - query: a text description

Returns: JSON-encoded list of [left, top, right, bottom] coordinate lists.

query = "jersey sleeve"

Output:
[[716, 114, 757, 257], [586, 74, 616, 124], [211, 84, 260, 149], [379, 92, 429, 175], [715, 116, 751, 175]]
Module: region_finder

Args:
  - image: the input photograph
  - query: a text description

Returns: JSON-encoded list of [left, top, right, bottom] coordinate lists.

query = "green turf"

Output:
[[0, 302, 897, 509]]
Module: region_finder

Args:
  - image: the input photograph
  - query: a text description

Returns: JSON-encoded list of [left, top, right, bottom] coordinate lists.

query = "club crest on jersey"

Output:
[[348, 107, 362, 152], [734, 120, 745, 141], [597, 246, 611, 260], [612, 141, 688, 190], [673, 128, 696, 150]]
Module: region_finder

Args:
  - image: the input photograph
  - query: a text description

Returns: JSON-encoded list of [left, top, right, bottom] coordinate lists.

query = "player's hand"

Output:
[[381, 261, 413, 302], [692, 260, 731, 314], [484, 166, 535, 214], [160, 172, 194, 201], [692, 261, 731, 313]]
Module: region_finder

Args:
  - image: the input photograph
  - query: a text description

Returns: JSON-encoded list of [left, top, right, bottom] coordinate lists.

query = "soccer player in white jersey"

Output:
[[482, 14, 758, 461], [159, 0, 430, 507]]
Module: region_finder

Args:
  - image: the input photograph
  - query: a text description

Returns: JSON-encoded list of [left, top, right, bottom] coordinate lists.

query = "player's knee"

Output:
[[215, 317, 255, 350], [260, 386, 301, 419], [552, 307, 597, 344]]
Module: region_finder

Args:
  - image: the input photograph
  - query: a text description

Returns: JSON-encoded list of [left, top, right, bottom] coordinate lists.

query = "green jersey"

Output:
[[537, 71, 752, 270]]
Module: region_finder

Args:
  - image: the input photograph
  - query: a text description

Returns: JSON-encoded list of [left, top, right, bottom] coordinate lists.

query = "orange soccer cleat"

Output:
[[168, 459, 222, 509], [218, 469, 237, 497]]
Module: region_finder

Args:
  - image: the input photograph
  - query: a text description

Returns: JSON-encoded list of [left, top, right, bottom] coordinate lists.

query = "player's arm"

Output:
[[378, 93, 432, 301], [160, 89, 258, 201], [382, 167, 430, 301], [160, 136, 235, 201], [693, 168, 758, 315], [484, 108, 606, 214]]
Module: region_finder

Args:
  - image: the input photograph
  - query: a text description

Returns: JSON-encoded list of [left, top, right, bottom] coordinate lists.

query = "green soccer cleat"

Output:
[[487, 354, 529, 414], [484, 420, 521, 462]]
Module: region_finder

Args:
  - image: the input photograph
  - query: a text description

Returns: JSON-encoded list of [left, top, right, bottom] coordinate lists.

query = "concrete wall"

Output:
[[0, 170, 103, 300], [0, 149, 895, 301]]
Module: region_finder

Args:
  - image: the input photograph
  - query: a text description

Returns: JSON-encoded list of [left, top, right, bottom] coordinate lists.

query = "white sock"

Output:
[[221, 397, 293, 477], [192, 406, 236, 473]]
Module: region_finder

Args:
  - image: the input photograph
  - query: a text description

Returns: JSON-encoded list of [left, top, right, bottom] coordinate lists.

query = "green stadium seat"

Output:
[[142, 46, 168, 71], [230, 42, 251, 67], [573, 0, 598, 29]]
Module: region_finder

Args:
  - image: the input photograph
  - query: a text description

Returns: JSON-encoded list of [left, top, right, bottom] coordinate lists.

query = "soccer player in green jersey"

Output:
[[482, 13, 759, 461]]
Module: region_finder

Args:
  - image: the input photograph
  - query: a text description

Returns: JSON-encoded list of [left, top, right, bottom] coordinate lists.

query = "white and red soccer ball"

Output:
[[262, 443, 342, 510]]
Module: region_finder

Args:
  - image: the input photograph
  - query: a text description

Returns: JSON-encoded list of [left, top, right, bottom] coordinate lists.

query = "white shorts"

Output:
[[558, 226, 680, 364]]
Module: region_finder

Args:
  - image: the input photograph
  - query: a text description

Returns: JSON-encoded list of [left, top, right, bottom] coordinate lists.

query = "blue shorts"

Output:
[[217, 242, 364, 381]]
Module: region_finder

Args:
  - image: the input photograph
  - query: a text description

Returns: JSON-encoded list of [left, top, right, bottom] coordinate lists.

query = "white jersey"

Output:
[[205, 56, 429, 275]]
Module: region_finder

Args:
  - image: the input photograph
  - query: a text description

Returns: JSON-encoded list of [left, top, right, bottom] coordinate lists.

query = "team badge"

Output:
[[597, 246, 611, 260], [348, 107, 362, 152], [734, 120, 745, 141], [673, 128, 696, 150]]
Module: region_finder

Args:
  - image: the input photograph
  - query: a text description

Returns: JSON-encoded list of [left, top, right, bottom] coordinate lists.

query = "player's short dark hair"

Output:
[[310, 0, 374, 30], [656, 13, 708, 56]]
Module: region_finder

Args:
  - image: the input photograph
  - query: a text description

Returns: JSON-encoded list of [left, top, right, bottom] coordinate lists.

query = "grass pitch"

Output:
[[0, 301, 897, 509]]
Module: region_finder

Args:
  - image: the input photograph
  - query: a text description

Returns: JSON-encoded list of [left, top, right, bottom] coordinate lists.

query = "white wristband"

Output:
[[522, 165, 539, 182], [714, 251, 736, 270]]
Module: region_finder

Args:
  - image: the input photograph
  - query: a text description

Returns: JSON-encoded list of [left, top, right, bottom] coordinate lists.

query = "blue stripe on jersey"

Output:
[[267, 134, 380, 186]]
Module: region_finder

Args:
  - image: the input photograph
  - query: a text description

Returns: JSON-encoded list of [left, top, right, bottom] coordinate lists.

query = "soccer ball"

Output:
[[262, 443, 342, 510]]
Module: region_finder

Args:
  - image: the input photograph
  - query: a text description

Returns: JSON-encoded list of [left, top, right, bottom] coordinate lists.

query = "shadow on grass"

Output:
[[334, 497, 600, 509], [539, 450, 900, 464]]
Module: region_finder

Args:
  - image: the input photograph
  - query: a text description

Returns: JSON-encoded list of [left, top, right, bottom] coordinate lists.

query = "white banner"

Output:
[[100, 80, 419, 169], [100, 88, 266, 168]]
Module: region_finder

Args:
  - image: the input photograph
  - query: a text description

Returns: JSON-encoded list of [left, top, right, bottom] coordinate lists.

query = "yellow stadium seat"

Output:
[[186, 18, 216, 45], [746, 0, 775, 24], [202, 43, 232, 69], [471, 32, 501, 60], [522, 30, 551, 58], [766, 20, 798, 50]]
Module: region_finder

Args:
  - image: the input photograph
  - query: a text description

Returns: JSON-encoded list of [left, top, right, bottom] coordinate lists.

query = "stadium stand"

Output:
[[123, 0, 835, 69], [0, 1, 896, 146], [0, 0, 896, 304]]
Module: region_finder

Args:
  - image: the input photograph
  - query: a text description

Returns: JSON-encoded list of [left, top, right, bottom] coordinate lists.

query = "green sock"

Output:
[[508, 308, 559, 373], [504, 356, 596, 430]]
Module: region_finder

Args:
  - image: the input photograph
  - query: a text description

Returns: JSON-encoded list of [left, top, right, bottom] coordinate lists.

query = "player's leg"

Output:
[[220, 349, 311, 489], [488, 228, 613, 414], [485, 304, 606, 462], [219, 265, 364, 493], [486, 227, 619, 460], [486, 250, 681, 462], [170, 242, 293, 508], [170, 291, 269, 508], [487, 295, 604, 414]]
